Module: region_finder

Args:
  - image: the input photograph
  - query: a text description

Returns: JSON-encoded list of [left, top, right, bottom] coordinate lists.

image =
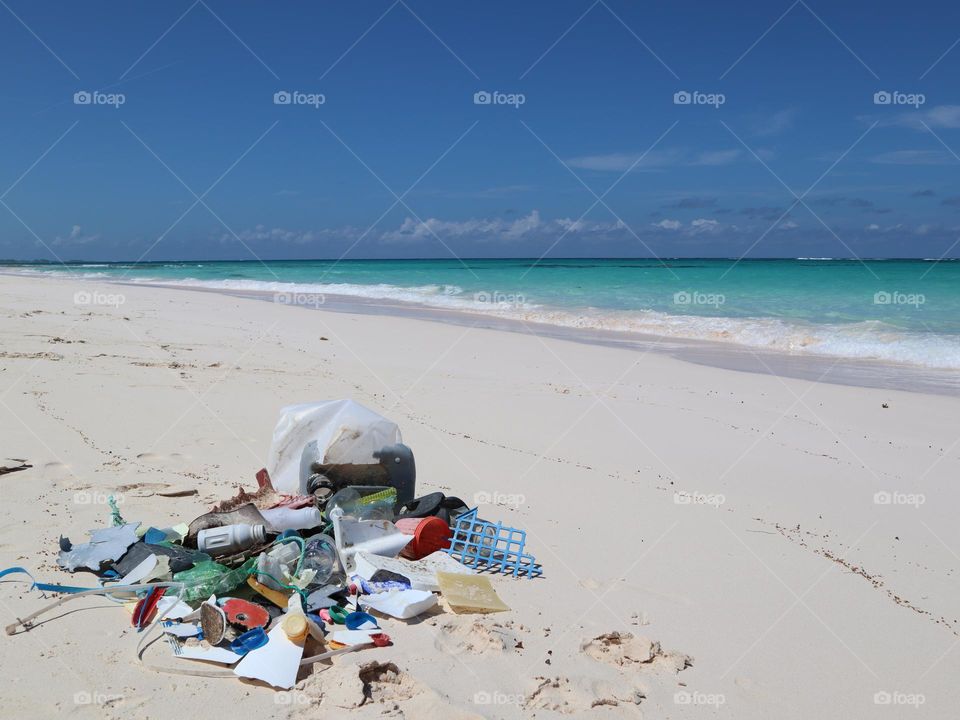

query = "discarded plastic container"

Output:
[[326, 487, 397, 521], [301, 534, 340, 588], [444, 508, 541, 578], [256, 540, 301, 590], [330, 509, 412, 573], [396, 516, 451, 560], [260, 506, 322, 532], [197, 524, 265, 556], [265, 399, 405, 494]]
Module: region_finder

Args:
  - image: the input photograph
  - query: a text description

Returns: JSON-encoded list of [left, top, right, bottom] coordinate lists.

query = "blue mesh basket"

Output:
[[444, 508, 541, 578]]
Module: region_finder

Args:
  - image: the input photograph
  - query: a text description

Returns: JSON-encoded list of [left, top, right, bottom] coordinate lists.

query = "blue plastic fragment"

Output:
[[144, 527, 167, 544], [0, 566, 94, 594], [231, 626, 269, 655], [344, 611, 379, 630], [444, 508, 542, 578]]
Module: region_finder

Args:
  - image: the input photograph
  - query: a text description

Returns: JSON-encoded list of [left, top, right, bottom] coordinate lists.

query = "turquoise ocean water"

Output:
[[4, 258, 959, 369]]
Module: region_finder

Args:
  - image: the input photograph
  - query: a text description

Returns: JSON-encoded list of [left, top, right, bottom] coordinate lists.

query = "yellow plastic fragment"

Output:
[[436, 571, 509, 613]]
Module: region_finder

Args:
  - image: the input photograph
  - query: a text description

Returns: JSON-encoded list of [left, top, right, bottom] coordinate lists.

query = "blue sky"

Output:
[[1, 0, 959, 261]]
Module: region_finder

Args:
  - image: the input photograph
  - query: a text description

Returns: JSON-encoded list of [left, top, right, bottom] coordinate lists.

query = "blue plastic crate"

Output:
[[444, 508, 542, 578]]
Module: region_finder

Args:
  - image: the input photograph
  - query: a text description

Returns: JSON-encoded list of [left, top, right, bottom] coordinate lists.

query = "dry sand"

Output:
[[0, 273, 958, 719]]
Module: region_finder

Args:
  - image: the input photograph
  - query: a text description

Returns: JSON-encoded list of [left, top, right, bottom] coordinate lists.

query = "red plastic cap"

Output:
[[401, 516, 451, 560]]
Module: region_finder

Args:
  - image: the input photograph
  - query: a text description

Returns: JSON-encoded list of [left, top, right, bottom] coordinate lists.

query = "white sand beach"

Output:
[[1, 273, 958, 719]]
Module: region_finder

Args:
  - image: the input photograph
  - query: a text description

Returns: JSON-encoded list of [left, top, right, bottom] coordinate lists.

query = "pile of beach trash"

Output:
[[4, 400, 541, 689]]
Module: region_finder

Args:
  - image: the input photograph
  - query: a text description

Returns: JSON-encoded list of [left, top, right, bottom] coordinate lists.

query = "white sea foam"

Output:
[[3, 267, 959, 369]]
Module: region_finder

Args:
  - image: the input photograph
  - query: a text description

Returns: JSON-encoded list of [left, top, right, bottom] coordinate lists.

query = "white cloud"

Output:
[[691, 149, 741, 166], [753, 108, 796, 137], [777, 219, 799, 230], [690, 218, 720, 234], [866, 223, 880, 231], [566, 148, 741, 172], [870, 150, 954, 165], [652, 219, 681, 230], [884, 104, 960, 131], [52, 225, 100, 246]]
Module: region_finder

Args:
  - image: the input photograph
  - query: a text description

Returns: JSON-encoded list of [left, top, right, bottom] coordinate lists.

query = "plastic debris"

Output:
[[6, 398, 546, 694], [169, 636, 243, 665], [233, 621, 305, 689], [58, 523, 141, 572], [436, 572, 510, 613], [444, 508, 542, 578], [354, 550, 475, 592], [362, 589, 438, 620], [161, 621, 202, 638], [331, 510, 411, 573], [267, 399, 404, 494], [173, 560, 255, 603], [222, 598, 270, 630], [396, 516, 451, 560]]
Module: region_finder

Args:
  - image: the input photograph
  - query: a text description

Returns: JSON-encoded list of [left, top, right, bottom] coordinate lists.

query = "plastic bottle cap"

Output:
[[282, 613, 308, 641], [400, 516, 451, 560]]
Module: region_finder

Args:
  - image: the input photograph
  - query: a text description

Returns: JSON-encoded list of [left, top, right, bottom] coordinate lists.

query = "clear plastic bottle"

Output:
[[301, 534, 340, 588]]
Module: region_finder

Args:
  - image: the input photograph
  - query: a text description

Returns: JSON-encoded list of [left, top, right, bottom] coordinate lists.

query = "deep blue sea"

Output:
[[4, 258, 959, 369]]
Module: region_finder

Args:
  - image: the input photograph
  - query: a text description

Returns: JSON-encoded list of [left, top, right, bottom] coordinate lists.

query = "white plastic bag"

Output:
[[266, 400, 402, 493]]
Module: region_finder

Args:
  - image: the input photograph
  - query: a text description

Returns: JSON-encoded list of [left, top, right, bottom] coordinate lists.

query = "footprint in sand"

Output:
[[298, 660, 421, 710], [432, 618, 522, 656], [525, 676, 640, 715], [136, 452, 189, 469], [41, 461, 76, 484], [581, 632, 692, 674]]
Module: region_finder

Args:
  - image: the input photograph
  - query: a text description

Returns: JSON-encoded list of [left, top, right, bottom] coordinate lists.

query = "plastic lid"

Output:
[[401, 516, 451, 560], [282, 613, 308, 641]]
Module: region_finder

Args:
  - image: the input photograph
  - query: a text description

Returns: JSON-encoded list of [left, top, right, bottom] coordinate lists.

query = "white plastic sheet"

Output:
[[266, 400, 402, 493]]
